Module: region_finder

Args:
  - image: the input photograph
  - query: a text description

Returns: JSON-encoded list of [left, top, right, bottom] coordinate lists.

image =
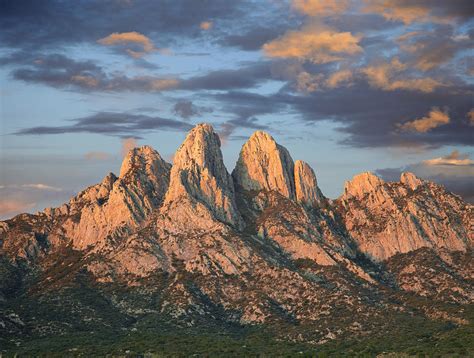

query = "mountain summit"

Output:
[[1, 123, 472, 354]]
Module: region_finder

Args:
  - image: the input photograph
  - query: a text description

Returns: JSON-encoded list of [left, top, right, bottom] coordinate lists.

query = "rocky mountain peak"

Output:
[[400, 172, 423, 190], [163, 123, 241, 227], [294, 160, 324, 207], [119, 145, 169, 179], [343, 172, 384, 198], [232, 130, 296, 199]]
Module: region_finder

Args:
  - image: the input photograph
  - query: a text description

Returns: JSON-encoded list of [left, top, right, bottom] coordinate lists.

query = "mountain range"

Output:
[[1, 123, 473, 356]]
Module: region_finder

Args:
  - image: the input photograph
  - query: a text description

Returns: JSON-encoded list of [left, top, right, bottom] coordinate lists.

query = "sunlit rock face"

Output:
[[162, 123, 242, 228], [0, 123, 473, 337], [338, 171, 472, 261], [231, 133, 353, 268], [232, 131, 296, 200], [294, 160, 325, 208], [65, 145, 172, 250]]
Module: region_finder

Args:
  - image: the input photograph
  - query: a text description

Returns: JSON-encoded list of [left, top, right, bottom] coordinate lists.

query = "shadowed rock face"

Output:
[[0, 123, 472, 343]]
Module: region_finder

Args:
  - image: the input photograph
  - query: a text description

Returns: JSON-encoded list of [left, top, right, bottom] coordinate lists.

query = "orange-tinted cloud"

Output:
[[423, 151, 474, 166], [98, 31, 155, 58], [0, 200, 36, 218], [121, 137, 138, 157], [399, 108, 450, 133], [200, 21, 213, 30], [468, 109, 474, 126], [325, 69, 353, 88], [364, 0, 445, 24], [292, 0, 349, 16], [84, 151, 112, 161], [362, 58, 443, 93], [263, 27, 362, 64], [71, 75, 99, 88], [295, 71, 324, 92]]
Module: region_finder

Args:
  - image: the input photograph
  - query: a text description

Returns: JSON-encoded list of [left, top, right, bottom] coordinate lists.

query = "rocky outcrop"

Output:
[[232, 131, 296, 200], [162, 123, 241, 227], [338, 172, 472, 261], [400, 171, 423, 190], [343, 172, 384, 198], [294, 160, 325, 207]]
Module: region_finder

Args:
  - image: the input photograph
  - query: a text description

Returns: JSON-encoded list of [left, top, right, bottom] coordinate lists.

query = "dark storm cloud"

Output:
[[0, 0, 247, 51], [15, 112, 192, 136], [283, 80, 474, 148]]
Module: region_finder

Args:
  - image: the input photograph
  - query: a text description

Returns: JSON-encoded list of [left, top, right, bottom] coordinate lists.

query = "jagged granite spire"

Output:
[[67, 145, 171, 249], [294, 160, 325, 207], [232, 131, 296, 199], [163, 123, 241, 227]]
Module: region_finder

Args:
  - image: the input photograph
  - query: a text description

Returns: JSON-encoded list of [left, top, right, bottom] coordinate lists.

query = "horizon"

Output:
[[1, 0, 473, 219]]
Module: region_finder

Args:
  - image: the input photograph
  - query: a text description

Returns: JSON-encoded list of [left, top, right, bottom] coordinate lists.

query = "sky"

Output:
[[0, 0, 473, 219]]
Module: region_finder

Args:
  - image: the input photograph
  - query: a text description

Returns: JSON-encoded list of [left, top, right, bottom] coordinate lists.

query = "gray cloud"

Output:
[[173, 100, 212, 120], [3, 53, 179, 92], [0, 0, 248, 51], [180, 62, 272, 91], [219, 27, 287, 51], [15, 112, 192, 137]]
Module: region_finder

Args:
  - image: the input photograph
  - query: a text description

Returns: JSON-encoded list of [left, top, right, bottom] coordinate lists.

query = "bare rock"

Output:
[[162, 123, 242, 227], [294, 160, 325, 207], [232, 131, 296, 200]]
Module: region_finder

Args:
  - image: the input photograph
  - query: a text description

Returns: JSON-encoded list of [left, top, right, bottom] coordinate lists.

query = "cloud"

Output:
[[4, 53, 179, 92], [200, 21, 213, 30], [399, 107, 450, 133], [98, 31, 155, 58], [362, 58, 444, 93], [423, 150, 474, 166], [220, 27, 287, 51], [20, 183, 63, 191], [468, 109, 474, 126], [291, 0, 349, 16], [218, 116, 270, 144], [262, 26, 362, 64], [0, 1, 246, 51], [0, 200, 36, 219], [209, 75, 473, 149], [121, 138, 138, 157], [84, 151, 112, 161], [15, 112, 193, 137], [364, 0, 474, 24], [376, 151, 474, 203], [173, 100, 212, 120], [325, 69, 353, 88], [0, 183, 73, 220], [397, 25, 473, 71], [180, 62, 272, 90]]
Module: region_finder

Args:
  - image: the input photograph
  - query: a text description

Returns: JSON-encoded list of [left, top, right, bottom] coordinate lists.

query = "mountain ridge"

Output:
[[1, 123, 472, 354]]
